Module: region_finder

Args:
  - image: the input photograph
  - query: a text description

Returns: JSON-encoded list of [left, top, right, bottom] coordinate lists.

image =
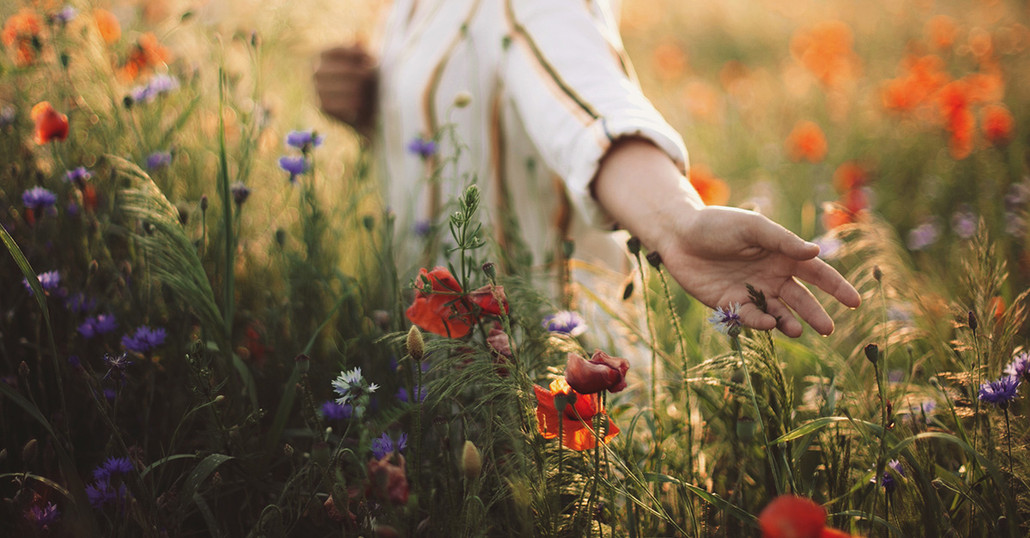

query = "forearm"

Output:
[[591, 137, 705, 254]]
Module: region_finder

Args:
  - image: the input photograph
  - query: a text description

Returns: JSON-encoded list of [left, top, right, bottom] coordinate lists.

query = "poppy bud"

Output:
[[873, 265, 883, 282], [968, 311, 977, 333], [646, 251, 662, 268], [626, 236, 641, 255], [864, 343, 879, 364], [294, 353, 310, 374], [565, 350, 630, 394], [482, 262, 496, 281], [200, 195, 209, 212], [406, 325, 424, 362], [461, 440, 482, 480]]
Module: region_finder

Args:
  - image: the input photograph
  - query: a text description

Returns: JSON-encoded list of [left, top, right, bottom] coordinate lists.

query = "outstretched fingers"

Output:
[[795, 257, 862, 309]]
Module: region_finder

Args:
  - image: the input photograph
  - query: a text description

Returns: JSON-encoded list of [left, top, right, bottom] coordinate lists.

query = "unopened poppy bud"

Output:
[[482, 262, 496, 281], [22, 438, 38, 463], [461, 440, 482, 480], [864, 343, 879, 364], [294, 353, 310, 374], [626, 236, 641, 255], [873, 265, 883, 282], [453, 91, 472, 108], [968, 311, 977, 333], [646, 251, 662, 268], [275, 228, 287, 246], [362, 215, 375, 231], [200, 195, 209, 211], [406, 325, 424, 362]]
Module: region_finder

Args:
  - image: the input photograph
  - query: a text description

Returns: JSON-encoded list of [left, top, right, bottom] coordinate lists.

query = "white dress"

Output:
[[375, 0, 689, 296]]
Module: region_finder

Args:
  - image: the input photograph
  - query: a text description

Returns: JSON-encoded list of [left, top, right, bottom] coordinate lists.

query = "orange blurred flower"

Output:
[[926, 15, 958, 51], [119, 32, 170, 81], [2, 9, 43, 67], [405, 266, 507, 338], [832, 162, 867, 192], [689, 164, 730, 205], [881, 55, 949, 113], [651, 40, 688, 81], [93, 8, 121, 44], [790, 20, 861, 88], [31, 101, 69, 144], [533, 377, 619, 451], [786, 121, 827, 163], [366, 454, 409, 506], [982, 104, 1014, 145], [759, 495, 855, 538]]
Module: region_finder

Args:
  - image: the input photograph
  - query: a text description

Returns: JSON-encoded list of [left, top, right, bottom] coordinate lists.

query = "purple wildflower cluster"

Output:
[[542, 310, 587, 337], [278, 129, 322, 183], [708, 303, 743, 335], [121, 325, 167, 354], [85, 457, 134, 510], [285, 130, 324, 152], [65, 166, 92, 186], [396, 384, 427, 404], [906, 218, 942, 251], [230, 181, 251, 205], [146, 150, 173, 170], [22, 186, 57, 210], [320, 400, 353, 421], [22, 270, 61, 294], [24, 501, 59, 531], [371, 432, 408, 459], [880, 459, 905, 494], [1004, 352, 1030, 380]]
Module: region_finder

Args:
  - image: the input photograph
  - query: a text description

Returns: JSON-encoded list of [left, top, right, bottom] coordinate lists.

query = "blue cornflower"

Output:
[[53, 6, 78, 24], [406, 136, 437, 159], [85, 479, 128, 510], [65, 292, 97, 313], [413, 219, 432, 237], [230, 181, 251, 205], [320, 400, 353, 421], [65, 166, 92, 185], [93, 456, 133, 481], [146, 151, 173, 170], [25, 501, 59, 530], [23, 270, 61, 294], [881, 459, 905, 494], [951, 207, 977, 239], [1004, 352, 1030, 380], [979, 375, 1021, 409], [121, 326, 166, 353], [542, 310, 587, 337], [22, 186, 57, 210], [371, 432, 408, 459], [278, 156, 308, 183], [79, 313, 118, 339], [397, 385, 427, 403], [906, 219, 941, 251], [131, 74, 179, 103], [708, 303, 743, 335], [285, 130, 324, 152]]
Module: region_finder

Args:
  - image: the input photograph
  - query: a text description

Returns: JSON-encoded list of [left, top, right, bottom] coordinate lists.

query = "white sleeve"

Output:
[[500, 0, 689, 228]]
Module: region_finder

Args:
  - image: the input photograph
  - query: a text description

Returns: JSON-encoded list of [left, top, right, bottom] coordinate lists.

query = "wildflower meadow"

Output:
[[3, 0, 1030, 536]]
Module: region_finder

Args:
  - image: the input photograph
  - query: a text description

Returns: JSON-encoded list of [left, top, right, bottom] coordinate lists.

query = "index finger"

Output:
[[794, 257, 861, 309]]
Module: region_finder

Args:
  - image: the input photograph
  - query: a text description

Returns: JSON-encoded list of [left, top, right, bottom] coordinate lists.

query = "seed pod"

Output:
[[406, 325, 424, 362], [461, 440, 482, 481]]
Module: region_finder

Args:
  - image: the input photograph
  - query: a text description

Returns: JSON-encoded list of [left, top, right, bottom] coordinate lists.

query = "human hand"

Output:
[[653, 206, 861, 337], [314, 43, 377, 135]]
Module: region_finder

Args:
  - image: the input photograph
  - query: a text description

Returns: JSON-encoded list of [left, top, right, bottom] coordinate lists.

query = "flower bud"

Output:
[[646, 251, 662, 268], [453, 91, 472, 108], [200, 195, 209, 212], [22, 439, 38, 464], [295, 353, 310, 374], [406, 325, 424, 362], [864, 343, 879, 364], [482, 262, 496, 281], [968, 311, 978, 333], [873, 265, 883, 282], [626, 236, 641, 255], [461, 440, 482, 481]]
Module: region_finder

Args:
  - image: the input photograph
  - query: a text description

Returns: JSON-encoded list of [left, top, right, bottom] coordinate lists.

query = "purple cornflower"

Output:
[[25, 501, 59, 530], [230, 181, 251, 205], [278, 156, 308, 183], [22, 186, 57, 210], [53, 6, 78, 24], [406, 136, 437, 159], [978, 375, 1021, 409], [331, 367, 378, 406], [121, 326, 166, 354], [413, 219, 432, 237], [396, 385, 427, 403], [320, 400, 353, 421], [0, 105, 15, 128], [285, 130, 324, 152], [23, 270, 61, 294], [371, 432, 408, 459], [130, 74, 179, 103], [64, 292, 96, 313], [880, 459, 905, 494], [85, 480, 128, 510], [906, 219, 941, 251], [542, 311, 587, 337], [93, 456, 133, 481], [146, 151, 173, 170], [1004, 352, 1030, 380], [79, 313, 118, 339], [951, 207, 977, 239], [708, 303, 743, 335], [65, 166, 92, 186]]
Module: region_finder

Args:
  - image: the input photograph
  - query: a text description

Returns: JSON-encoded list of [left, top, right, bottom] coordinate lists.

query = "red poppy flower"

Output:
[[119, 32, 170, 81], [565, 350, 629, 394], [93, 9, 121, 44], [689, 165, 731, 205], [2, 9, 42, 67], [786, 121, 827, 163], [405, 266, 508, 338], [759, 495, 855, 538], [982, 104, 1014, 146], [533, 378, 619, 451], [31, 102, 69, 145]]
